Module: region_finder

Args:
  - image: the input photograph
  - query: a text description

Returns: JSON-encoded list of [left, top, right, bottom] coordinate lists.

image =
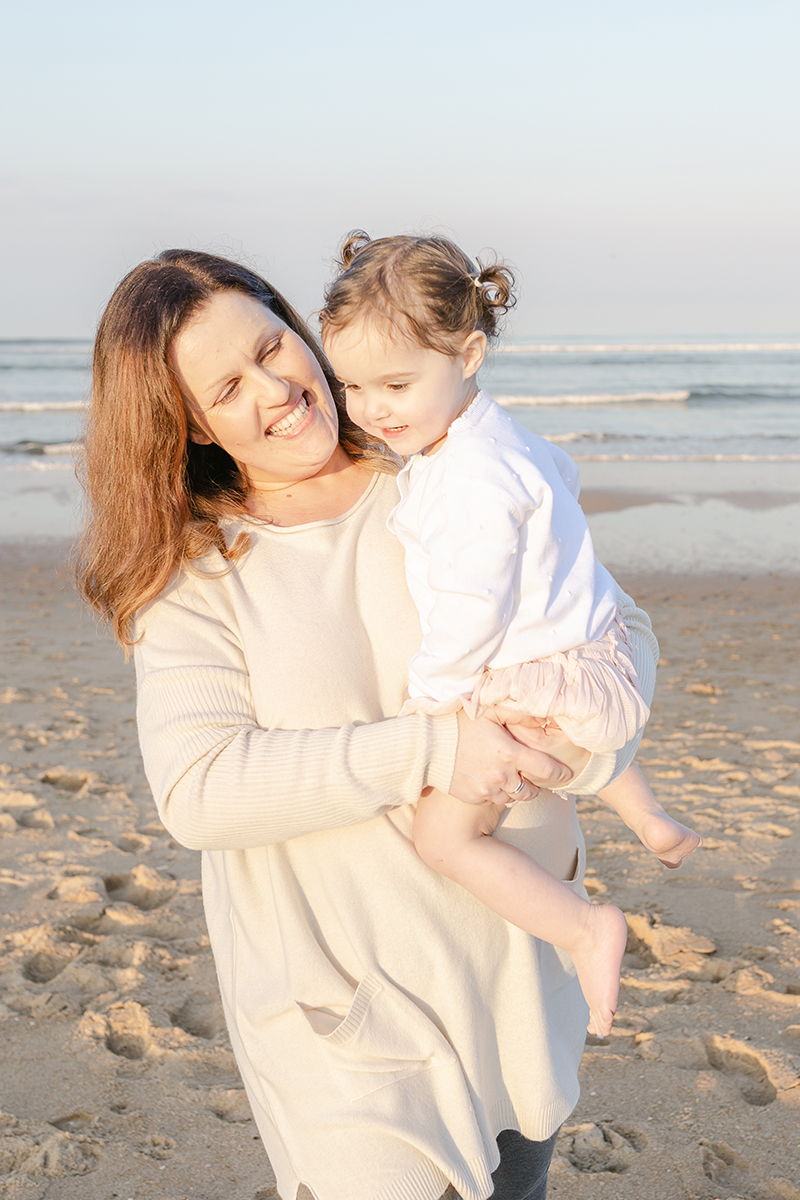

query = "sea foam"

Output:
[[495, 391, 690, 407], [0, 401, 87, 412], [497, 343, 800, 355]]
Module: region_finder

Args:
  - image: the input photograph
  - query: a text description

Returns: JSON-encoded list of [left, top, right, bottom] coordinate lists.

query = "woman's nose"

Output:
[[255, 365, 291, 407]]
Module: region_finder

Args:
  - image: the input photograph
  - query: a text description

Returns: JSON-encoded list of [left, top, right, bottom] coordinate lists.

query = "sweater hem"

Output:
[[489, 1089, 579, 1147], [289, 1093, 580, 1200]]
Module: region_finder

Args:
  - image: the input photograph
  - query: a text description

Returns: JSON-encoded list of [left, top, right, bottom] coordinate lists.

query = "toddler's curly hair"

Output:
[[320, 230, 516, 355]]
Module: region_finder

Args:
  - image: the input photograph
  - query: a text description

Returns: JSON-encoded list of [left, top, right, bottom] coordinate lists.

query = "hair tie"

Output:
[[472, 274, 483, 288]]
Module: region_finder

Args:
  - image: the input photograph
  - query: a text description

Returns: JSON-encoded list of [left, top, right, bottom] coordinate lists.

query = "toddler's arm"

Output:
[[407, 472, 526, 703]]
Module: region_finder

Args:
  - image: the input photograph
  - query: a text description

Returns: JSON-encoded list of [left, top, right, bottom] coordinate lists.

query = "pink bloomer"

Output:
[[401, 615, 650, 754]]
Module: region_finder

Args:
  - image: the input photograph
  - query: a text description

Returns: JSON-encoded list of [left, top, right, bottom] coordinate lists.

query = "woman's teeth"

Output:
[[267, 396, 309, 437]]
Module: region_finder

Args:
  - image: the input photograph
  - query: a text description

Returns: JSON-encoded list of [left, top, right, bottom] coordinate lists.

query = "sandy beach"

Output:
[[1, 537, 799, 1199]]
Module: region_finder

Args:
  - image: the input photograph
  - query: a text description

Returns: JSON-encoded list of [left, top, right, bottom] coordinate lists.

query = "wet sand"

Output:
[[1, 545, 799, 1199]]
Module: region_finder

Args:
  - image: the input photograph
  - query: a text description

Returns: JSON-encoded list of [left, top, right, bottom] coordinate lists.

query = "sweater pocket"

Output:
[[562, 841, 586, 891], [296, 971, 456, 1102]]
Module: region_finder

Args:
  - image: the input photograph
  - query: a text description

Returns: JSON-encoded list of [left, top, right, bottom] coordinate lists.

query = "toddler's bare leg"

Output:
[[598, 763, 702, 868], [413, 790, 627, 1036]]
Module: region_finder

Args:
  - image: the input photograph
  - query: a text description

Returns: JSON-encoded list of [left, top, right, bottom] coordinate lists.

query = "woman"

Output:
[[78, 250, 658, 1200]]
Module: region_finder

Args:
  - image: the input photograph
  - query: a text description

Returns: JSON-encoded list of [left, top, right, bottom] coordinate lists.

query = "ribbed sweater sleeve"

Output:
[[134, 596, 459, 851]]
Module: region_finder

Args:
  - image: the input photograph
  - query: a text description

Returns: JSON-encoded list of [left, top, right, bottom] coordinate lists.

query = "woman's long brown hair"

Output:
[[77, 249, 395, 649]]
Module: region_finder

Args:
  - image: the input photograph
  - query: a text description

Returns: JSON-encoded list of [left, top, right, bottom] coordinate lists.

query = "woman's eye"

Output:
[[217, 382, 239, 405], [259, 336, 283, 362]]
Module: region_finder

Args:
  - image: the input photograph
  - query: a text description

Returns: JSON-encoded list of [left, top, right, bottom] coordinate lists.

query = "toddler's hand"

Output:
[[449, 710, 573, 806], [490, 707, 591, 782]]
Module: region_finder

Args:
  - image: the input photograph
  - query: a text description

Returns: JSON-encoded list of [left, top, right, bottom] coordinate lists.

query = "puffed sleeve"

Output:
[[553, 585, 660, 796]]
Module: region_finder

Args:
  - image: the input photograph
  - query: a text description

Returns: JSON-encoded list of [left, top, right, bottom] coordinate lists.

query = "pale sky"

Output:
[[1, 0, 798, 336]]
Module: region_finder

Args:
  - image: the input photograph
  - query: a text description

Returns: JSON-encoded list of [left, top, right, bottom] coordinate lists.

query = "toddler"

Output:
[[321, 232, 701, 1036]]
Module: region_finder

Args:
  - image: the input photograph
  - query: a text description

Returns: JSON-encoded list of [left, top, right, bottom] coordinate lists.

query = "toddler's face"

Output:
[[324, 319, 482, 456]]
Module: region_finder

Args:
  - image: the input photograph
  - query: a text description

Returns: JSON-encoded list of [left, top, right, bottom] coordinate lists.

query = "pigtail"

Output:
[[474, 260, 517, 329], [336, 230, 372, 270]]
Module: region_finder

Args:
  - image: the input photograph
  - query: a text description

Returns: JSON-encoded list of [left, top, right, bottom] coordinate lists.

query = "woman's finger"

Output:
[[503, 775, 540, 804], [515, 744, 573, 789]]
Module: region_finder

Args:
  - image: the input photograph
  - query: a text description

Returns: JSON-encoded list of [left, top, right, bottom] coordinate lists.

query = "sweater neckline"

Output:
[[227, 470, 382, 536]]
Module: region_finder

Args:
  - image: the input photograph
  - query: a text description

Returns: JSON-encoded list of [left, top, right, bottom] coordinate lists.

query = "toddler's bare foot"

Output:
[[637, 812, 702, 869], [568, 903, 628, 1038]]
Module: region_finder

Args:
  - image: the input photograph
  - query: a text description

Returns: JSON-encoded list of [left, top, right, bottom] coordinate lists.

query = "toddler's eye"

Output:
[[387, 382, 408, 392]]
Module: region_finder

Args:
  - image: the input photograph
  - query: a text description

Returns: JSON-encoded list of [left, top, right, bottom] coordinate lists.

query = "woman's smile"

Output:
[[266, 394, 311, 437]]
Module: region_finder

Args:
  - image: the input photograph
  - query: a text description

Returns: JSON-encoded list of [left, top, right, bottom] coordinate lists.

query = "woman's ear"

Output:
[[187, 425, 214, 446], [461, 331, 487, 379]]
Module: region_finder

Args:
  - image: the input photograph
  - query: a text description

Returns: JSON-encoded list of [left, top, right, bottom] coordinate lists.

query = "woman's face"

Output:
[[171, 291, 341, 489]]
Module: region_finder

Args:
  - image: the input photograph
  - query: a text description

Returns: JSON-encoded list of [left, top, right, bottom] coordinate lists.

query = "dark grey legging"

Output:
[[441, 1128, 559, 1200]]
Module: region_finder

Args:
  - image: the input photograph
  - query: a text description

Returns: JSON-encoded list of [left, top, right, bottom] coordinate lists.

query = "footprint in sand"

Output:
[[208, 1088, 253, 1124], [39, 767, 96, 795], [47, 873, 107, 906], [0, 1109, 103, 1182], [104, 1000, 154, 1060], [22, 947, 77, 983], [700, 1139, 800, 1200], [556, 1121, 646, 1174], [48, 1112, 97, 1132], [139, 1133, 176, 1159], [115, 831, 152, 854], [703, 1035, 777, 1106], [171, 991, 226, 1040], [103, 864, 177, 911], [15, 807, 55, 830]]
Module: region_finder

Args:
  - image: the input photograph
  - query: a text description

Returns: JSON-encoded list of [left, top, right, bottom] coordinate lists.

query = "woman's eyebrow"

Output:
[[202, 329, 275, 395], [199, 366, 237, 398]]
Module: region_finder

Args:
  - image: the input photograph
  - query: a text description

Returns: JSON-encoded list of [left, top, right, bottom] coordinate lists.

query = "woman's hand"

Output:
[[446, 710, 575, 806]]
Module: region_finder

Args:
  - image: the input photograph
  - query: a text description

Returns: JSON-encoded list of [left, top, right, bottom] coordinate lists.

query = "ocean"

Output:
[[1, 335, 799, 569], [3, 334, 800, 464]]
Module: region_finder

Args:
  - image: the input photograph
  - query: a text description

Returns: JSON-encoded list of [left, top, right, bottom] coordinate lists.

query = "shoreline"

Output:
[[1, 550, 799, 1198]]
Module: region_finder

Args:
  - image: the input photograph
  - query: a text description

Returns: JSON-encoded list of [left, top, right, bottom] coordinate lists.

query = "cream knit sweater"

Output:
[[134, 471, 658, 1200]]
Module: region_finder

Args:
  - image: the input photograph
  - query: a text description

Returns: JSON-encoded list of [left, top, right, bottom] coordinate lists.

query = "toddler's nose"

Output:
[[363, 394, 391, 422]]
